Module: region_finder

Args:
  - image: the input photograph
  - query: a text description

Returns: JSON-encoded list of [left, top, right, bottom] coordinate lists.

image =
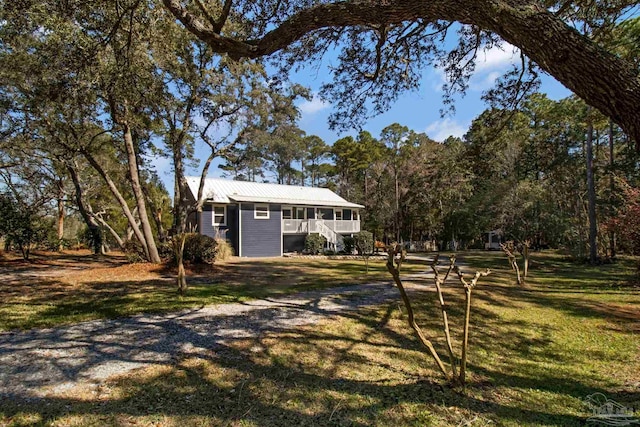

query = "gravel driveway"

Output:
[[0, 270, 437, 401]]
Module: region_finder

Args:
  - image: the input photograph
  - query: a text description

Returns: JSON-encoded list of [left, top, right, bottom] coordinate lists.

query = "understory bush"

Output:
[[123, 240, 146, 263], [214, 238, 234, 261], [0, 193, 49, 259], [183, 233, 217, 264], [162, 235, 229, 264], [354, 231, 374, 255], [157, 241, 174, 261], [305, 233, 326, 255], [342, 236, 355, 254]]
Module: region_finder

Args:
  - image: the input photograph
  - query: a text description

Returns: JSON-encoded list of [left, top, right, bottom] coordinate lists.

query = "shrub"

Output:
[[0, 193, 49, 259], [214, 238, 234, 261], [79, 226, 103, 254], [354, 231, 374, 255], [44, 235, 74, 252], [342, 236, 355, 254], [157, 241, 174, 261], [305, 233, 326, 255], [183, 233, 218, 264], [123, 240, 146, 263]]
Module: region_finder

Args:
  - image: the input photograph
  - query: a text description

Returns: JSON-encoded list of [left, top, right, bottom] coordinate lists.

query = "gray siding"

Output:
[[200, 204, 238, 255], [240, 203, 282, 257], [227, 205, 239, 255], [199, 204, 216, 237]]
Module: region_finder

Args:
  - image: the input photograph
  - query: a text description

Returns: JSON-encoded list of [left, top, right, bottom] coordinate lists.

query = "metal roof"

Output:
[[186, 177, 364, 209]]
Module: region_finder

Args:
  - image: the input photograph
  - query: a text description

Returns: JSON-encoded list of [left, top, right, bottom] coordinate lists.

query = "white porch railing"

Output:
[[282, 219, 360, 234], [314, 220, 344, 250], [282, 219, 309, 233]]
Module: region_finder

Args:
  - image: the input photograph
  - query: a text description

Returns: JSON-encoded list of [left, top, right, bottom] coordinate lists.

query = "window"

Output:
[[294, 207, 306, 219], [353, 210, 359, 221], [335, 209, 343, 221], [282, 207, 292, 219], [254, 204, 270, 219], [213, 205, 226, 226]]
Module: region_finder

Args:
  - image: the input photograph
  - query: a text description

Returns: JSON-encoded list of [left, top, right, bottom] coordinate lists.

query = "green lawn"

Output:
[[2, 251, 639, 426], [0, 254, 423, 331]]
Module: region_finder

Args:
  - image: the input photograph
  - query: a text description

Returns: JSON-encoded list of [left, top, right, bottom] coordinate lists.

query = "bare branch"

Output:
[[213, 0, 234, 34], [194, 0, 219, 30]]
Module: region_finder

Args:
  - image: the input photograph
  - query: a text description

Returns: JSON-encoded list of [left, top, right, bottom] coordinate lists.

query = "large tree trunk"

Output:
[[164, 0, 640, 147], [586, 120, 598, 264], [81, 149, 150, 259], [122, 124, 161, 263], [171, 125, 193, 292], [66, 162, 103, 255], [56, 180, 65, 251], [141, 180, 168, 243], [174, 233, 188, 295], [86, 205, 126, 250]]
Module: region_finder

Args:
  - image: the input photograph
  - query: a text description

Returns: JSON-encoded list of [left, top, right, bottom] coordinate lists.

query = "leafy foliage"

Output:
[[354, 231, 374, 256], [0, 193, 48, 260], [605, 179, 640, 255], [342, 236, 355, 254], [183, 234, 218, 264], [123, 240, 147, 264], [304, 234, 326, 255]]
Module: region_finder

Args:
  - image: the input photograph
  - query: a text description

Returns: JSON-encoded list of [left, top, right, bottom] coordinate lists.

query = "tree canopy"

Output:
[[162, 0, 640, 147]]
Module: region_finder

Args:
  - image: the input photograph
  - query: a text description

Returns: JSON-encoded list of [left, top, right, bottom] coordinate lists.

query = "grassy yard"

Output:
[[1, 250, 639, 426], [0, 251, 423, 331]]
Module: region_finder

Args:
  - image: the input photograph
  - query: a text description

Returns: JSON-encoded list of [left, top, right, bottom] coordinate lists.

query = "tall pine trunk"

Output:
[[586, 119, 598, 264], [608, 120, 616, 259]]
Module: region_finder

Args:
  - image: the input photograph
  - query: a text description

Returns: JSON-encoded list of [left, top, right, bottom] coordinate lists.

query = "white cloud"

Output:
[[475, 44, 520, 73], [470, 70, 503, 92], [298, 94, 330, 115], [431, 43, 521, 93], [425, 118, 468, 142]]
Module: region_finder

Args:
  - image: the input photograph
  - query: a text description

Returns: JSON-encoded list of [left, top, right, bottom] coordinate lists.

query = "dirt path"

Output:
[[0, 269, 439, 401]]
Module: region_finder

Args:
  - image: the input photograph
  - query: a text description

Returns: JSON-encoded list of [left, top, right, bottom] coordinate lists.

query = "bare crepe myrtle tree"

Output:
[[500, 240, 530, 286], [386, 244, 490, 386]]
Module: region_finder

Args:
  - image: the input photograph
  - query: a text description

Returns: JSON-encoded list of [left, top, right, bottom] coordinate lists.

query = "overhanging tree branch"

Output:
[[163, 0, 640, 147]]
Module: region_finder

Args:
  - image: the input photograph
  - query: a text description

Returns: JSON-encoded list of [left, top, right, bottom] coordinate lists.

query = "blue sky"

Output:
[[295, 42, 571, 144], [152, 42, 572, 192]]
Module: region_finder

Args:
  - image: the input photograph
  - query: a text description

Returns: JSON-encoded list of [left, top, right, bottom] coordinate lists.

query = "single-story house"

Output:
[[186, 177, 364, 257]]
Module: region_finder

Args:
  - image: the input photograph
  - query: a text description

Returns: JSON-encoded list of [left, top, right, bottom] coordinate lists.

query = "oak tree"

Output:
[[163, 0, 640, 148]]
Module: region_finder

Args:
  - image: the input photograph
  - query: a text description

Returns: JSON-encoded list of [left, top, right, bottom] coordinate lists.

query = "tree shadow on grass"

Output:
[[0, 332, 591, 426], [0, 286, 624, 426], [0, 256, 408, 331], [1, 251, 638, 425], [480, 284, 640, 334]]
